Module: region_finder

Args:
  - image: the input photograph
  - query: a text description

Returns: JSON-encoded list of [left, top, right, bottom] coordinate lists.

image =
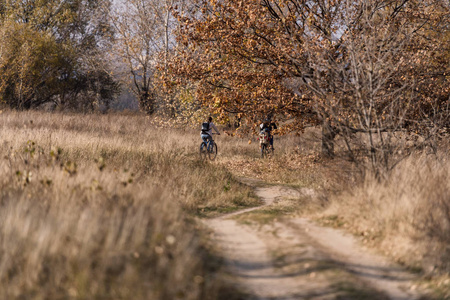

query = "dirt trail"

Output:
[[205, 180, 422, 300]]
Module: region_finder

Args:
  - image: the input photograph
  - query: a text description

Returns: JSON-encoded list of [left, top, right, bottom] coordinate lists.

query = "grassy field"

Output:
[[0, 110, 258, 299], [0, 110, 448, 299]]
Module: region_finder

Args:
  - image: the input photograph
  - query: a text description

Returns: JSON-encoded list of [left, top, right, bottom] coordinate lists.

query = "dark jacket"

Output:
[[260, 122, 277, 134]]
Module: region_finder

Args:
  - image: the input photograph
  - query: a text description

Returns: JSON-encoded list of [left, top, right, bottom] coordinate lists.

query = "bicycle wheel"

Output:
[[208, 142, 217, 160], [199, 142, 208, 159], [261, 144, 273, 158], [261, 143, 267, 158]]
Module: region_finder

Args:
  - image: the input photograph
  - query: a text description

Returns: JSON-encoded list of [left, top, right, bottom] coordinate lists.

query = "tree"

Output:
[[111, 0, 186, 114], [0, 21, 72, 109], [0, 0, 119, 110], [170, 0, 449, 174], [319, 0, 450, 175], [169, 0, 320, 131]]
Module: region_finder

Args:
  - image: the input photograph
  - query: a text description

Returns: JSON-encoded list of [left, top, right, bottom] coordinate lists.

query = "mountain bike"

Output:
[[200, 133, 218, 160]]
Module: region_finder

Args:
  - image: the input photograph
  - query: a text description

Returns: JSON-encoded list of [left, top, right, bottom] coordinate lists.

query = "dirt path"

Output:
[[204, 181, 422, 300]]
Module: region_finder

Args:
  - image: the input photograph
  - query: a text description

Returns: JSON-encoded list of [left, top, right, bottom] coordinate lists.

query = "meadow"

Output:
[[0, 110, 258, 299], [0, 110, 448, 299]]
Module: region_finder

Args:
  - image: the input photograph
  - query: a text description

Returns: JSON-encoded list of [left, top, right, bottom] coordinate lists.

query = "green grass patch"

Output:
[[317, 215, 347, 228], [233, 203, 297, 225]]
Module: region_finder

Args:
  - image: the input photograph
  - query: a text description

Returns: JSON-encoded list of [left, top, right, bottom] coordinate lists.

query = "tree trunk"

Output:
[[164, 0, 171, 71], [321, 120, 337, 158], [139, 90, 155, 115]]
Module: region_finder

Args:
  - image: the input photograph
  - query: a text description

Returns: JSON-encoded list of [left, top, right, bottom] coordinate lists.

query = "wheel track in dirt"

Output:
[[204, 179, 423, 300]]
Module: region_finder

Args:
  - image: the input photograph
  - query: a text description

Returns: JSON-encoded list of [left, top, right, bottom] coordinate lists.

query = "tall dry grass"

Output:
[[0, 110, 257, 299], [2, 109, 446, 297], [322, 150, 450, 291]]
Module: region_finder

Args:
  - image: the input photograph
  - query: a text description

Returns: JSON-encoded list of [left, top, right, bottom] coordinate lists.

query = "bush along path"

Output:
[[203, 178, 423, 300]]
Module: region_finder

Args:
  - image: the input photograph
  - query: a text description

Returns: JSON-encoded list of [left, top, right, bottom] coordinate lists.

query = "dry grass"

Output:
[[216, 127, 349, 190], [319, 151, 450, 298], [0, 110, 258, 299], [1, 109, 448, 299]]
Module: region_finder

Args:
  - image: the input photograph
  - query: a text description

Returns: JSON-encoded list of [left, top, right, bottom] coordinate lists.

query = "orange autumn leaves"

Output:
[[166, 0, 449, 135]]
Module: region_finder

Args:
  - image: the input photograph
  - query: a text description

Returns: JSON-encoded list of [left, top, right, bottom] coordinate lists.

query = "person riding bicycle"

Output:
[[259, 118, 277, 149], [201, 117, 220, 147]]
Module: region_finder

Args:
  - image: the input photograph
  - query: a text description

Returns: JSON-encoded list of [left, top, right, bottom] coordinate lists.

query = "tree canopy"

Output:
[[0, 0, 119, 110], [168, 0, 449, 172], [171, 0, 448, 125]]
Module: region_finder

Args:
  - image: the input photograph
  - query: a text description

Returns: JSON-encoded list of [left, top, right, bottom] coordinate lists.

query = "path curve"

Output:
[[204, 180, 422, 300]]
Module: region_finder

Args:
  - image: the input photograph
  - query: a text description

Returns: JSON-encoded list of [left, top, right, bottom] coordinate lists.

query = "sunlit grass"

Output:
[[320, 152, 450, 296], [0, 109, 447, 299], [0, 110, 258, 299]]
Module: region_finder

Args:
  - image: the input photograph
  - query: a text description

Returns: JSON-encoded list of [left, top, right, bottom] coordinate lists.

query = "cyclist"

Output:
[[259, 118, 277, 149], [201, 117, 220, 147]]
